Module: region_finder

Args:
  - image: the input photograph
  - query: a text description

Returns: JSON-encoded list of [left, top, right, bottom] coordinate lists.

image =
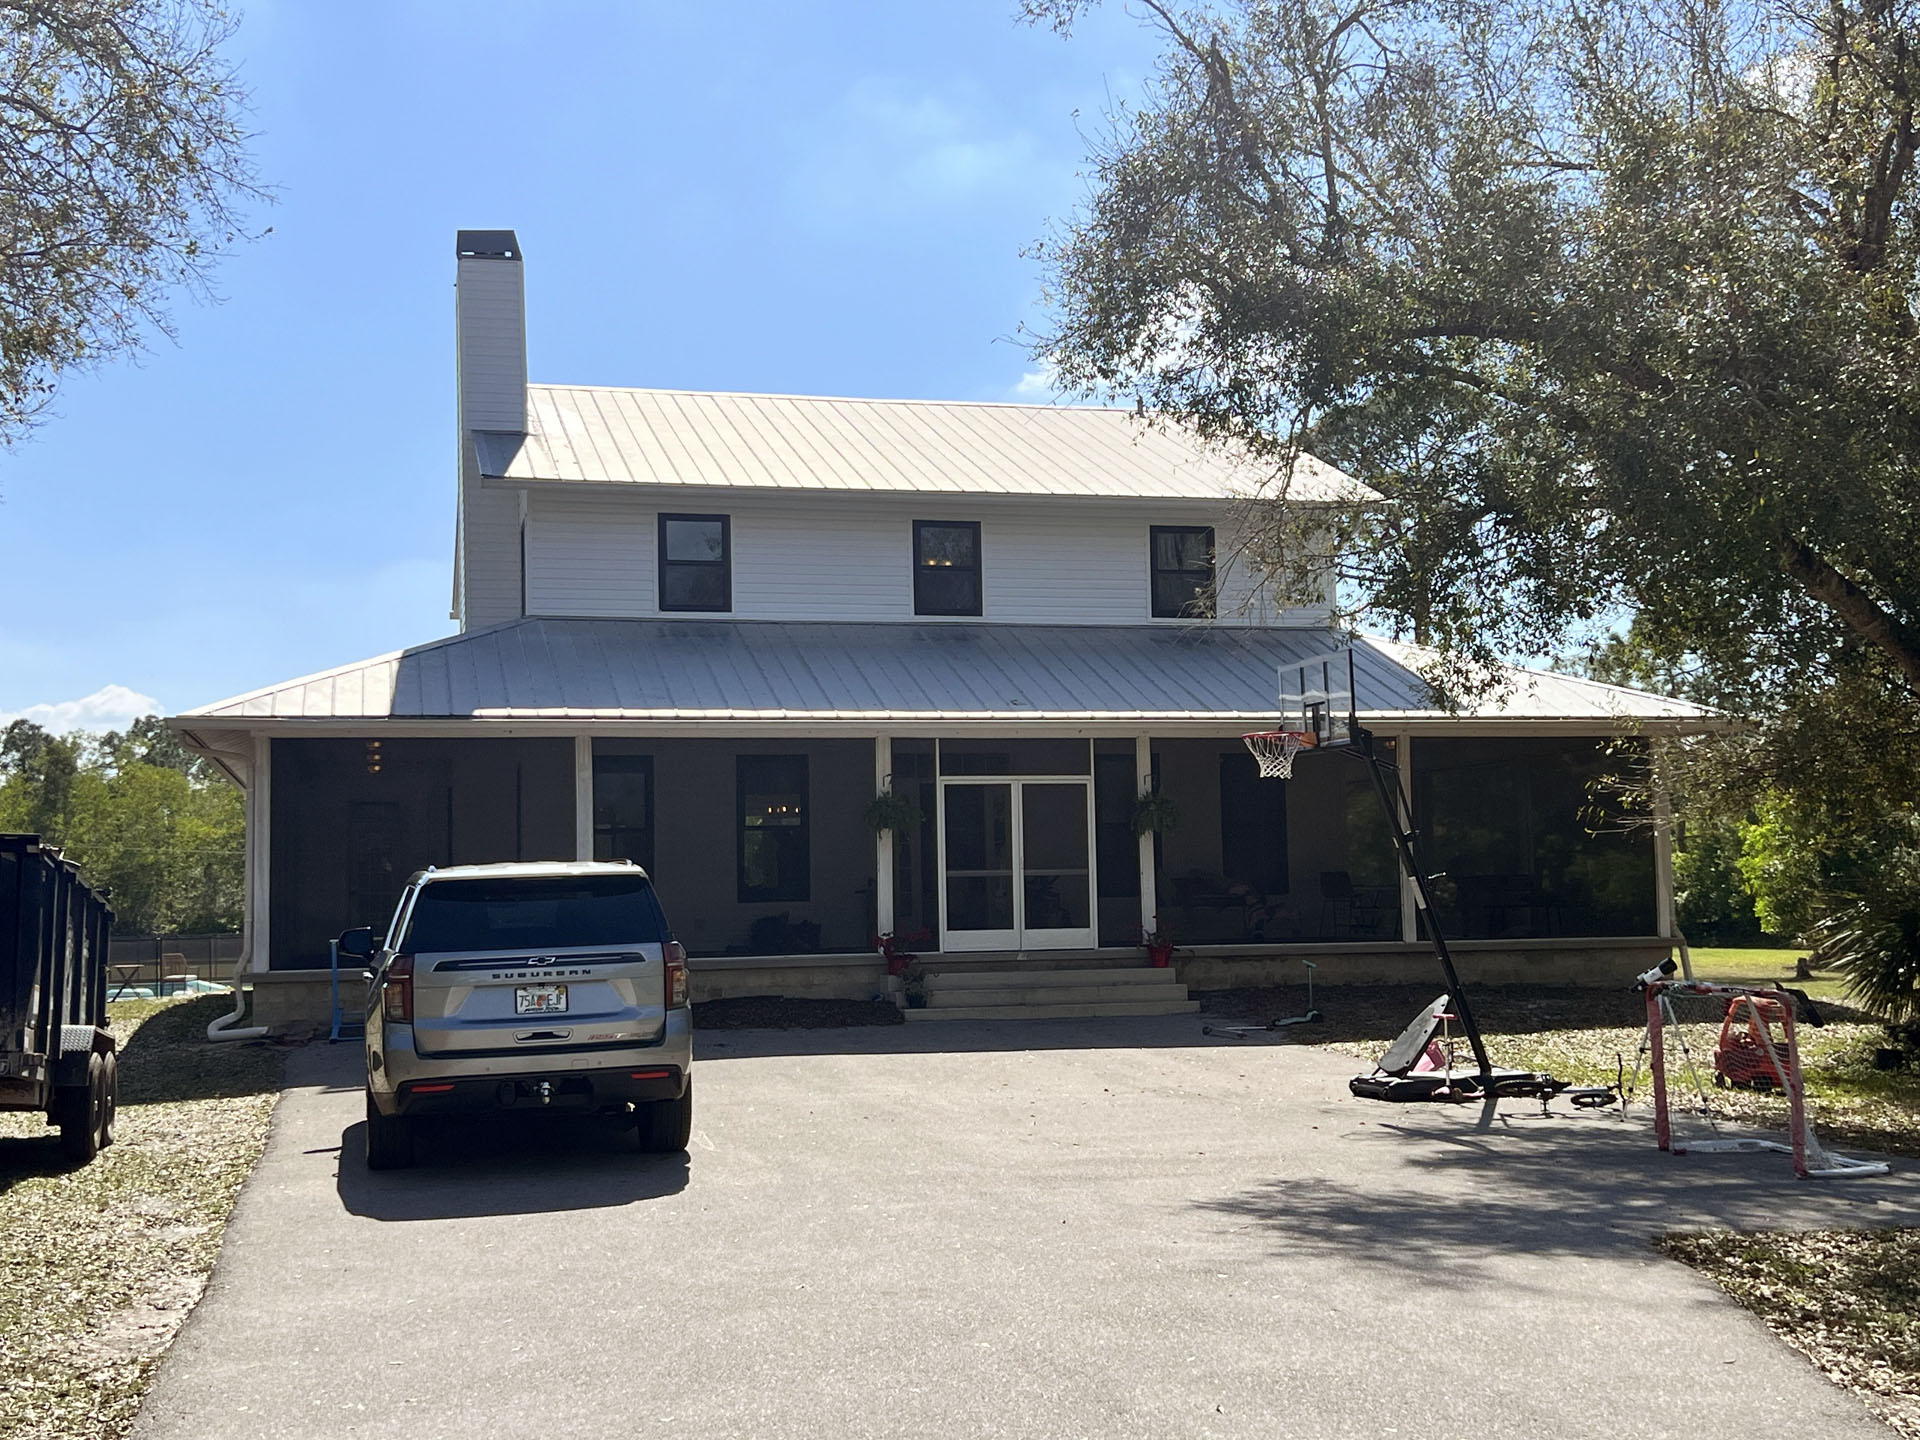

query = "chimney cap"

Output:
[[457, 229, 521, 260]]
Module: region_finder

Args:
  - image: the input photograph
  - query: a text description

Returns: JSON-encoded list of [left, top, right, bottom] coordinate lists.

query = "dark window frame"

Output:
[[913, 519, 983, 617], [658, 513, 733, 613], [1150, 525, 1217, 619], [736, 754, 811, 903], [591, 752, 655, 871]]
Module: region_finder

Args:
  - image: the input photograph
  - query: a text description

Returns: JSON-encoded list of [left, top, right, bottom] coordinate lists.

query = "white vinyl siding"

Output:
[[458, 453, 525, 631], [518, 490, 1334, 627], [732, 504, 907, 620], [524, 493, 654, 617]]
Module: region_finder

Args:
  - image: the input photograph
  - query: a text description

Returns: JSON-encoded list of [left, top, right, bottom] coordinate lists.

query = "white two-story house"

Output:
[[170, 231, 1706, 1032]]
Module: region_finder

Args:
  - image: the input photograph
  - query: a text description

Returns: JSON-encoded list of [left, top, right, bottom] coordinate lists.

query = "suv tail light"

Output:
[[663, 940, 688, 1009], [382, 955, 415, 1024]]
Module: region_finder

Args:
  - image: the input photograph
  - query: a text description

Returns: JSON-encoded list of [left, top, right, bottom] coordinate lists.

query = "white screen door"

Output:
[[940, 778, 1095, 951]]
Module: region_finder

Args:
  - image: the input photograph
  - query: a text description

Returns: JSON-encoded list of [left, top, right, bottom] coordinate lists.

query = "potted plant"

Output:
[[864, 783, 924, 836], [1137, 918, 1176, 968], [1131, 789, 1180, 838], [876, 929, 932, 1007]]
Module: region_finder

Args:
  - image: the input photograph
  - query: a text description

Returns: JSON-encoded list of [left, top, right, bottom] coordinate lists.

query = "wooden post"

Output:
[[1653, 768, 1676, 940], [875, 736, 895, 939], [574, 735, 594, 862], [1136, 736, 1156, 940]]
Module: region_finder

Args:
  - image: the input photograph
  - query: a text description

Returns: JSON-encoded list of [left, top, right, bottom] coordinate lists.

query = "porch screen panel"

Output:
[[1413, 737, 1656, 938], [890, 742, 938, 944], [938, 739, 1091, 776], [1021, 783, 1091, 931], [943, 783, 1015, 931], [269, 737, 574, 969], [1093, 748, 1144, 947], [737, 755, 809, 903], [1219, 752, 1288, 895]]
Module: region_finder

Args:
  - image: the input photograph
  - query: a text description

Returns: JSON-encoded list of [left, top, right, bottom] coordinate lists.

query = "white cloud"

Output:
[[1012, 364, 1060, 399], [0, 684, 162, 734], [785, 78, 1051, 229]]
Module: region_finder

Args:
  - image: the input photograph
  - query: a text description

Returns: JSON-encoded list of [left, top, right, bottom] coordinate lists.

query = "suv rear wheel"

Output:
[[365, 1091, 415, 1171], [637, 1080, 692, 1154]]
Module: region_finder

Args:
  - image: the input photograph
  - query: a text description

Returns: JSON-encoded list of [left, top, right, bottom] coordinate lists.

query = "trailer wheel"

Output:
[[364, 1091, 414, 1171], [56, 1054, 103, 1162], [97, 1050, 118, 1150]]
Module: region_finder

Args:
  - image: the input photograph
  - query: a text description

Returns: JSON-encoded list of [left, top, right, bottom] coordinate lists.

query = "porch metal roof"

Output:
[[171, 618, 1710, 731]]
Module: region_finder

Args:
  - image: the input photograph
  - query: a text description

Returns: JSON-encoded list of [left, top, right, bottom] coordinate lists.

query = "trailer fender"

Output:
[[52, 1025, 110, 1088]]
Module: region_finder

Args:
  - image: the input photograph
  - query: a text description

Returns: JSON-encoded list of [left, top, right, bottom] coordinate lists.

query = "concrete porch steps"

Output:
[[903, 965, 1198, 1023]]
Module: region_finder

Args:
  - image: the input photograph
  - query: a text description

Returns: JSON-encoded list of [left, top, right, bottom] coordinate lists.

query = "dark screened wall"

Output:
[[269, 737, 574, 969], [594, 738, 875, 957], [1412, 736, 1655, 938], [1150, 738, 1399, 943]]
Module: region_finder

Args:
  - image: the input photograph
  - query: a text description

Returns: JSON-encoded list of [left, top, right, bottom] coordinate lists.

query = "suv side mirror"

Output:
[[336, 927, 376, 960]]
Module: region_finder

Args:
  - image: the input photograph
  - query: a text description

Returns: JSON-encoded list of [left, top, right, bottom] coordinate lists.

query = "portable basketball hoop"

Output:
[[1241, 729, 1314, 780], [1228, 644, 1608, 1113]]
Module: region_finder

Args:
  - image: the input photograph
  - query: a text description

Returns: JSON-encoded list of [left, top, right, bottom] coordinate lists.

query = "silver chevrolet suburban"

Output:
[[340, 861, 693, 1171]]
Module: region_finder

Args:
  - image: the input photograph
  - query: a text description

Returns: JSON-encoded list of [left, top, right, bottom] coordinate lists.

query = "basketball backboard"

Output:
[[1278, 647, 1358, 748]]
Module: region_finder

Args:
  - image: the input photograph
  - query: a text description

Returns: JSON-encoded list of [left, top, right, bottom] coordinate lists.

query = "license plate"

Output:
[[514, 983, 568, 1015]]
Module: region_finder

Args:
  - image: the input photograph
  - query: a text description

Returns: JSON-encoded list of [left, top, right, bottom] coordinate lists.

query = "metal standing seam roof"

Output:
[[171, 618, 1712, 727], [471, 386, 1371, 504]]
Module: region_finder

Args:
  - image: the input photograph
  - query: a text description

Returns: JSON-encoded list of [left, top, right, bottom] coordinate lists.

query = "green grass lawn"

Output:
[[0, 995, 282, 1440], [1686, 944, 1853, 1003]]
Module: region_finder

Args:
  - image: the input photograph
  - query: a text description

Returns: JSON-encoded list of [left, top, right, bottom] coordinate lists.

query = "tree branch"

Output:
[[1778, 532, 1920, 693]]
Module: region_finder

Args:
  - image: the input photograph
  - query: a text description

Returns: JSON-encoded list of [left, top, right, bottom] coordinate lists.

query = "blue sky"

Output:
[[0, 2, 1161, 730]]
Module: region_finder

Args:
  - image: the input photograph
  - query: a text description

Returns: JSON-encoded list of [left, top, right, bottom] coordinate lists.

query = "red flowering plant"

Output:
[[1134, 917, 1176, 966], [874, 928, 933, 977]]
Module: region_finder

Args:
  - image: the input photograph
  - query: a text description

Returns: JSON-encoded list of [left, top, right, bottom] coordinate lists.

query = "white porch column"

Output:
[[1397, 732, 1419, 944], [246, 734, 271, 973], [1136, 736, 1157, 937], [874, 737, 895, 937], [1653, 767, 1676, 939], [573, 735, 593, 861]]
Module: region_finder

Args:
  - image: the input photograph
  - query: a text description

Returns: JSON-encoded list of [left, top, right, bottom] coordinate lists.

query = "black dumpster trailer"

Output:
[[0, 834, 119, 1160]]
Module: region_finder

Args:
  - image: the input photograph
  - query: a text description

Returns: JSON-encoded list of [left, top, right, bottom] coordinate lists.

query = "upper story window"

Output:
[[914, 520, 982, 617], [659, 514, 731, 612], [1150, 525, 1216, 619]]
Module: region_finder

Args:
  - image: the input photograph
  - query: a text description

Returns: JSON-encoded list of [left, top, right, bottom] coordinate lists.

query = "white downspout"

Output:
[[209, 733, 269, 1042]]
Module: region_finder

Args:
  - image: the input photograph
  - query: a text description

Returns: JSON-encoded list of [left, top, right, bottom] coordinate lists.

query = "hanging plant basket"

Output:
[[1132, 790, 1180, 837], [864, 787, 924, 836]]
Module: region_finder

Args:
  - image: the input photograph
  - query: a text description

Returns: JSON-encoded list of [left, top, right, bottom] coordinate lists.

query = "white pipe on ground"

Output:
[[206, 992, 266, 1044]]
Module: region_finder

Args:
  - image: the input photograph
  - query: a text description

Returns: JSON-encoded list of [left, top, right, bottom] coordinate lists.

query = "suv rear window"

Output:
[[399, 874, 666, 953]]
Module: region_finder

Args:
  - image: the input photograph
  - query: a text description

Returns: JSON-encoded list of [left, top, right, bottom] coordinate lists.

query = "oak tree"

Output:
[[1026, 0, 1920, 706], [0, 0, 257, 441]]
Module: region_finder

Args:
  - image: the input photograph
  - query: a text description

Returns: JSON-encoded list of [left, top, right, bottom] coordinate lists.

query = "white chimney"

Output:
[[453, 229, 528, 630], [455, 229, 526, 431]]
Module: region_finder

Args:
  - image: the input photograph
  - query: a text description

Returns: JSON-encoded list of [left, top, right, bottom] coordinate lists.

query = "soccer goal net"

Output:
[[1627, 977, 1887, 1179]]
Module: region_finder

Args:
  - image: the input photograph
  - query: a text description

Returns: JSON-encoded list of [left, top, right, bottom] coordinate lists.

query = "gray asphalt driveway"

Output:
[[134, 1018, 1920, 1440]]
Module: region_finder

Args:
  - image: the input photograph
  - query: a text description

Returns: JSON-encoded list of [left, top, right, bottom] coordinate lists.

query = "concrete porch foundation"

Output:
[[236, 936, 1674, 1037]]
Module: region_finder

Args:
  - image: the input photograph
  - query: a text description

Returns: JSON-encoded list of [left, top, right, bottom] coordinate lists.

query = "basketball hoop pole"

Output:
[[1353, 726, 1495, 1085]]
